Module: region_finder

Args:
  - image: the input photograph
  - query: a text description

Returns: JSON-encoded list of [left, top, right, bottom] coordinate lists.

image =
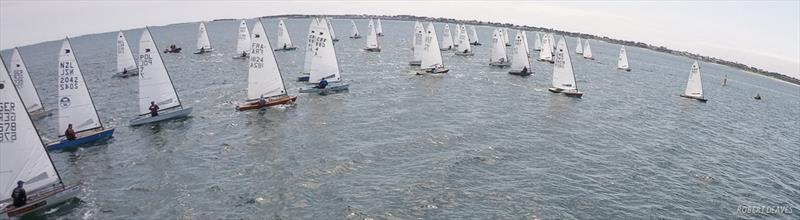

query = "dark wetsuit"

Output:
[[12, 186, 26, 207], [65, 128, 76, 140], [315, 79, 328, 89], [149, 104, 160, 117]]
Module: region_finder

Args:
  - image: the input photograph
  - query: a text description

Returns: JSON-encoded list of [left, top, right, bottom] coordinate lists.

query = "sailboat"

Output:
[[533, 32, 542, 51], [452, 24, 461, 47], [409, 21, 424, 66], [236, 19, 297, 111], [299, 18, 349, 94], [364, 19, 381, 52], [503, 28, 511, 46], [47, 38, 115, 150], [489, 28, 511, 67], [575, 37, 584, 55], [521, 31, 530, 57], [129, 28, 194, 126], [469, 25, 482, 46], [417, 22, 449, 74], [349, 20, 361, 39], [680, 61, 707, 102], [582, 39, 593, 60], [721, 74, 728, 86], [376, 18, 384, 36], [454, 24, 474, 56], [115, 31, 139, 77], [9, 48, 48, 119], [194, 22, 214, 54], [537, 33, 553, 63], [233, 19, 252, 59], [509, 32, 532, 76], [297, 19, 316, 82], [617, 46, 631, 71], [327, 18, 339, 42], [548, 37, 583, 98], [0, 56, 82, 219], [274, 19, 297, 51], [440, 24, 454, 51]]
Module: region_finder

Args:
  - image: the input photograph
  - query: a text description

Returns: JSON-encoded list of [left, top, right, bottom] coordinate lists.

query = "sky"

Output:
[[1, 0, 798, 78]]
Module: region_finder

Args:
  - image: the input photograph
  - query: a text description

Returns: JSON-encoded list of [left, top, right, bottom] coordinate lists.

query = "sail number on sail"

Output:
[[11, 69, 24, 89], [249, 42, 265, 69], [0, 101, 17, 142], [59, 61, 80, 90], [138, 53, 153, 74]]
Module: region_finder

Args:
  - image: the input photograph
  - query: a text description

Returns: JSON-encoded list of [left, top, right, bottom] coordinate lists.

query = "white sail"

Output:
[[366, 19, 379, 49], [582, 40, 593, 59], [138, 28, 181, 115], [510, 32, 530, 72], [552, 37, 578, 91], [10, 48, 44, 113], [490, 28, 508, 62], [456, 24, 472, 52], [441, 24, 454, 50], [453, 24, 462, 46], [326, 18, 337, 40], [350, 20, 360, 38], [683, 61, 704, 97], [196, 22, 212, 50], [309, 18, 341, 83], [276, 19, 294, 49], [0, 57, 61, 200], [575, 37, 583, 54], [57, 38, 102, 134], [376, 19, 383, 35], [550, 33, 556, 51], [420, 22, 444, 69], [302, 19, 315, 74], [538, 34, 553, 61], [534, 32, 542, 50], [502, 28, 510, 46], [248, 20, 287, 100], [470, 25, 480, 44], [412, 21, 425, 61], [235, 20, 252, 54], [116, 31, 137, 73], [521, 31, 530, 57], [618, 46, 630, 69]]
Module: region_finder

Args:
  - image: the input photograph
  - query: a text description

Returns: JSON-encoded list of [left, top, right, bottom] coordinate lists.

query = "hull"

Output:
[[274, 47, 298, 51], [618, 67, 631, 72], [548, 87, 583, 98], [583, 57, 594, 60], [454, 52, 474, 56], [28, 109, 52, 120], [470, 42, 482, 46], [489, 62, 511, 67], [163, 48, 182, 53], [46, 128, 115, 151], [299, 83, 350, 94], [193, 48, 215, 54], [349, 36, 362, 39], [1, 184, 81, 219], [508, 70, 532, 76], [232, 55, 249, 60], [113, 69, 140, 78], [129, 107, 193, 126], [408, 60, 421, 66], [297, 75, 310, 82], [680, 94, 708, 102], [364, 48, 381, 52], [416, 68, 450, 75], [236, 96, 297, 111]]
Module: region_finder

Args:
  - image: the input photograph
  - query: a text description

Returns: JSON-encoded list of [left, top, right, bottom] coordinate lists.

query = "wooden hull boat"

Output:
[[236, 95, 297, 111]]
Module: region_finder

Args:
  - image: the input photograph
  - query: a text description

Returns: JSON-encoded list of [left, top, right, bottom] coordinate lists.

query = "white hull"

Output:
[[129, 107, 193, 126]]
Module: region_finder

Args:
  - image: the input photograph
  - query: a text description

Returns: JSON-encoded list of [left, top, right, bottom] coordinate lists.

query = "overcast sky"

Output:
[[1, 0, 798, 78]]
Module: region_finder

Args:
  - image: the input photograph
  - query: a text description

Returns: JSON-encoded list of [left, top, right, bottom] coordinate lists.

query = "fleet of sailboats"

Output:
[[364, 19, 381, 52], [233, 19, 252, 59], [417, 22, 449, 74], [617, 46, 631, 71], [0, 56, 82, 218], [115, 31, 139, 77], [129, 28, 193, 126], [236, 19, 297, 110], [680, 61, 707, 102], [548, 37, 583, 98], [299, 18, 349, 94], [274, 19, 297, 51], [489, 28, 510, 67], [9, 48, 47, 118], [195, 22, 214, 54]]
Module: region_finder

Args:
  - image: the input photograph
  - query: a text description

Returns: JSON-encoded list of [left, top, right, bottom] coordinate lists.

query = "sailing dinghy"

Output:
[[575, 37, 584, 55], [617, 46, 631, 71], [9, 48, 49, 119], [236, 19, 297, 111], [469, 25, 482, 46], [376, 19, 384, 36], [538, 34, 554, 63], [233, 19, 252, 59], [47, 38, 115, 150], [489, 28, 510, 67], [416, 22, 449, 74], [194, 22, 214, 54], [548, 37, 583, 98], [364, 19, 381, 52], [582, 40, 593, 60], [129, 28, 194, 126], [453, 24, 462, 47], [115, 31, 139, 77], [299, 18, 349, 94], [503, 28, 511, 46], [454, 24, 474, 56], [409, 21, 424, 66], [679, 61, 707, 102], [508, 32, 532, 76], [274, 19, 298, 51], [297, 19, 317, 82], [440, 24, 454, 51], [0, 56, 82, 219], [327, 18, 339, 42], [349, 20, 361, 39], [533, 32, 542, 51]]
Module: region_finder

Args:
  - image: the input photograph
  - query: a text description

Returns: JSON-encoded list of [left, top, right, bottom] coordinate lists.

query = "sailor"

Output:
[[11, 181, 26, 207], [122, 68, 128, 75], [463, 49, 469, 54], [65, 124, 76, 140], [315, 78, 328, 89], [149, 101, 160, 117], [521, 66, 528, 73], [242, 51, 247, 57], [283, 44, 288, 50], [199, 47, 205, 53], [258, 95, 267, 106]]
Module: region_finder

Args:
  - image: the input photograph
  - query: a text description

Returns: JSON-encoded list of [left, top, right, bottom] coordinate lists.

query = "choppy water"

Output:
[[3, 18, 799, 219]]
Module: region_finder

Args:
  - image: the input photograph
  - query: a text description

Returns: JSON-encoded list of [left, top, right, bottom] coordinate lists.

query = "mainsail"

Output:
[[683, 61, 704, 97], [10, 48, 44, 113], [116, 31, 138, 73], [276, 19, 294, 49], [618, 46, 630, 70], [248, 20, 288, 100], [420, 22, 444, 69], [441, 24, 454, 50], [309, 18, 342, 83], [490, 28, 508, 62], [235, 19, 252, 54], [196, 22, 212, 51], [510, 32, 531, 72], [552, 37, 578, 91], [57, 38, 103, 134]]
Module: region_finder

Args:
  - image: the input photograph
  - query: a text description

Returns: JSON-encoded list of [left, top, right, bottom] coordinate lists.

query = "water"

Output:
[[3, 18, 799, 219]]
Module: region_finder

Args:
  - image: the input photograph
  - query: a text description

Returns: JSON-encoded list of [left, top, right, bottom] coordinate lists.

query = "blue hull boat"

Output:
[[129, 107, 193, 126], [46, 128, 115, 151]]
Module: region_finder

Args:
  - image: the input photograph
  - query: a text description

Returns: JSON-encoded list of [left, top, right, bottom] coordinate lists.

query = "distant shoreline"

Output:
[[255, 14, 799, 86]]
